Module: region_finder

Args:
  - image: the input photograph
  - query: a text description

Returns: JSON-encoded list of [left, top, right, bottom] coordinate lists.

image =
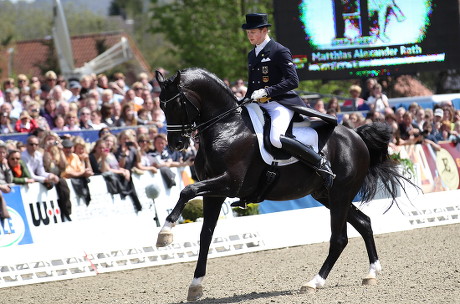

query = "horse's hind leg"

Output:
[[301, 202, 350, 293], [187, 197, 224, 301], [347, 205, 382, 285]]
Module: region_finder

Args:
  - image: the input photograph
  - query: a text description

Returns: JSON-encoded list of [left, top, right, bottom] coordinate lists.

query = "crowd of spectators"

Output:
[[0, 69, 195, 220], [304, 78, 460, 152], [1, 70, 459, 221]]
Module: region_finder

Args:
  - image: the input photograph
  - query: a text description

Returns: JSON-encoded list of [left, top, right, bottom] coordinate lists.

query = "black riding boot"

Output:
[[279, 135, 335, 190]]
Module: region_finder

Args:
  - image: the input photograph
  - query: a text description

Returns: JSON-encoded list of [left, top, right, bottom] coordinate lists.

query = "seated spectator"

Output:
[[413, 107, 425, 130], [150, 133, 193, 168], [116, 103, 138, 127], [73, 136, 92, 170], [137, 108, 153, 125], [15, 110, 38, 133], [45, 70, 58, 90], [100, 103, 116, 127], [313, 99, 326, 114], [56, 100, 70, 117], [326, 97, 341, 113], [65, 111, 81, 131], [84, 97, 99, 113], [88, 139, 111, 174], [135, 134, 158, 174], [49, 84, 66, 104], [0, 112, 14, 134], [41, 131, 66, 177], [28, 101, 50, 131], [17, 74, 30, 93], [395, 107, 406, 124], [97, 73, 110, 93], [407, 102, 420, 116], [6, 89, 23, 122], [89, 110, 107, 130], [129, 82, 145, 105], [7, 150, 35, 184], [57, 76, 72, 101], [366, 83, 390, 113], [343, 85, 367, 110], [42, 98, 58, 129], [115, 130, 139, 172], [22, 135, 60, 186], [442, 106, 455, 131], [1, 103, 15, 125], [0, 142, 12, 219], [112, 101, 122, 123], [78, 107, 93, 130], [398, 112, 421, 144], [138, 72, 153, 91], [52, 114, 67, 131], [440, 120, 453, 141], [101, 88, 121, 104], [421, 121, 439, 143], [97, 134, 130, 180], [61, 139, 94, 179], [67, 81, 81, 103], [0, 141, 13, 185]]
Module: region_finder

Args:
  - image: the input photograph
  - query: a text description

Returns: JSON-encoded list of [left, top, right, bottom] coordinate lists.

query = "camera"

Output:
[[126, 141, 135, 147]]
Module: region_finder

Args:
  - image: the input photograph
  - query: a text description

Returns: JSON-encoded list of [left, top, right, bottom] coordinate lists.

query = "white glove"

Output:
[[251, 89, 268, 101]]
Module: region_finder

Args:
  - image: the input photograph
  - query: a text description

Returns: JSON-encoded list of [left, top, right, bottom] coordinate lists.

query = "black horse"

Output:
[[155, 68, 411, 301]]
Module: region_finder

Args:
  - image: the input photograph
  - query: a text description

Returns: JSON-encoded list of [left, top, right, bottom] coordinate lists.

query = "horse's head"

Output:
[[156, 70, 200, 151]]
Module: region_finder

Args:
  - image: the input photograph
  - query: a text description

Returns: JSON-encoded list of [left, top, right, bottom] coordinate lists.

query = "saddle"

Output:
[[244, 103, 329, 166]]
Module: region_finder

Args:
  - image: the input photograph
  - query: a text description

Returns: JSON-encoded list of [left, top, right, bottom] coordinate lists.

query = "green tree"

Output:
[[150, 0, 273, 80]]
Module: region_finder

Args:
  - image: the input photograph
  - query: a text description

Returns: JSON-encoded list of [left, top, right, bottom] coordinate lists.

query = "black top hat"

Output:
[[242, 13, 271, 30]]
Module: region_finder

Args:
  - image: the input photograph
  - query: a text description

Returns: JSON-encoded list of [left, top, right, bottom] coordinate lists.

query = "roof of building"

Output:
[[5, 31, 151, 79]]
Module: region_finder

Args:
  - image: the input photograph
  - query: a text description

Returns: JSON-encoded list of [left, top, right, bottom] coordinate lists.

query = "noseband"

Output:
[[161, 86, 249, 139]]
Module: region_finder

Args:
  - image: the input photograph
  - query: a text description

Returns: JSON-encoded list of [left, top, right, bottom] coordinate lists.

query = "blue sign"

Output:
[[0, 186, 33, 247]]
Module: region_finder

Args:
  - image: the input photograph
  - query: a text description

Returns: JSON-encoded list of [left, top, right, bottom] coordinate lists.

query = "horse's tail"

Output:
[[356, 122, 414, 208]]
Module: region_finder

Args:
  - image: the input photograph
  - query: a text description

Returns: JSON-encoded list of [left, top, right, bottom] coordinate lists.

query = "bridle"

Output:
[[161, 86, 250, 139]]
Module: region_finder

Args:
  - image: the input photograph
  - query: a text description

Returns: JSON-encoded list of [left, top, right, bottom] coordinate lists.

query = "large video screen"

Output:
[[274, 0, 460, 80]]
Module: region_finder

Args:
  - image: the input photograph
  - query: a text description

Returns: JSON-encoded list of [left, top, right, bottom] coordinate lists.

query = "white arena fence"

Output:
[[0, 166, 459, 288]]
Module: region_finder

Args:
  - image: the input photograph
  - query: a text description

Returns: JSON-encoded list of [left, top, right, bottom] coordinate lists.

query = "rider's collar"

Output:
[[255, 36, 270, 56]]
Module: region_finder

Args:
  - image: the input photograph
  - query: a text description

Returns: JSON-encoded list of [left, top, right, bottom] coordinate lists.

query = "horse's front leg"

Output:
[[156, 174, 233, 247], [187, 197, 224, 301]]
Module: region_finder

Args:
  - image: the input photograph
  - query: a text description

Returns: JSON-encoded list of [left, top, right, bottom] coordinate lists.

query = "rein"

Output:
[[162, 87, 251, 139]]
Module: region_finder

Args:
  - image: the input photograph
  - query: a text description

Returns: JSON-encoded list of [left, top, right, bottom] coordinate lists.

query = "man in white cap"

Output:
[[242, 13, 335, 189]]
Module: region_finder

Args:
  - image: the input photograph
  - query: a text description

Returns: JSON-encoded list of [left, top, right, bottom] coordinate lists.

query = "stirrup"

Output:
[[317, 158, 336, 179]]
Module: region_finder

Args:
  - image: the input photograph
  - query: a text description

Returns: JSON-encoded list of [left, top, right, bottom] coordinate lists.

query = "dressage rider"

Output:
[[242, 13, 335, 190]]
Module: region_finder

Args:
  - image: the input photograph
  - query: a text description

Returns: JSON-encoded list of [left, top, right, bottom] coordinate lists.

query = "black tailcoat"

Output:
[[245, 39, 305, 108]]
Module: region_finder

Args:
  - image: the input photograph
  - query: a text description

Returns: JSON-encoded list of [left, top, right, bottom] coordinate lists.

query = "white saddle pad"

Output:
[[245, 103, 319, 166]]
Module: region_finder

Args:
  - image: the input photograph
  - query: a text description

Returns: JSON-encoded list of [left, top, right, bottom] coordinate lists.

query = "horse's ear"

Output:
[[172, 70, 181, 87], [155, 70, 165, 85]]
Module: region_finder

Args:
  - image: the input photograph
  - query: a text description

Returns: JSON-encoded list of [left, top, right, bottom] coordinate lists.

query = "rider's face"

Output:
[[246, 28, 267, 46]]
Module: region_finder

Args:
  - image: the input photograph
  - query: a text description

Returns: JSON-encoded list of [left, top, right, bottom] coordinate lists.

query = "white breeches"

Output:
[[259, 101, 294, 148]]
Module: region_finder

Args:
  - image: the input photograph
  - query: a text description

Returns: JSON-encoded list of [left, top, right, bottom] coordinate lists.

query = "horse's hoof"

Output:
[[156, 231, 173, 247], [187, 285, 203, 301], [299, 284, 316, 294], [362, 277, 378, 285]]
